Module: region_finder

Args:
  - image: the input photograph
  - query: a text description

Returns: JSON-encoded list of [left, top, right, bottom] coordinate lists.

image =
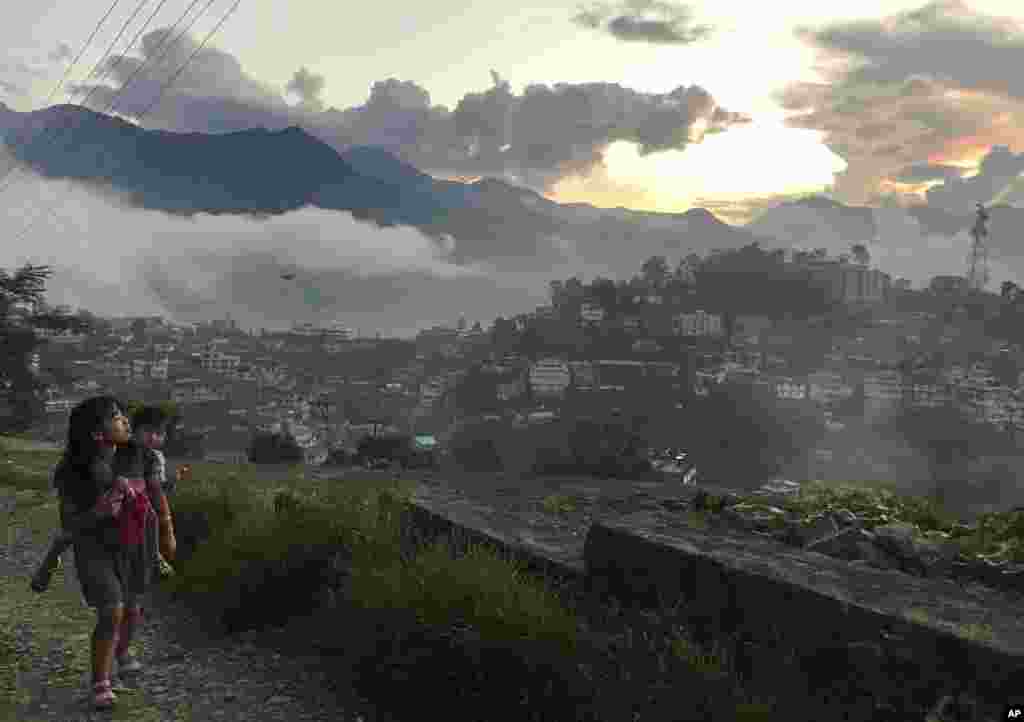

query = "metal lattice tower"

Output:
[[966, 203, 990, 292]]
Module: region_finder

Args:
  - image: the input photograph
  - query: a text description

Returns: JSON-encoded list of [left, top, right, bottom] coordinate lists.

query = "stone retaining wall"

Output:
[[398, 482, 1024, 720]]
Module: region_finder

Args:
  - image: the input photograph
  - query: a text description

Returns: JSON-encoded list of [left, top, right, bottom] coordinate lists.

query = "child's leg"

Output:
[[115, 604, 144, 667], [30, 532, 72, 592], [92, 603, 123, 681]]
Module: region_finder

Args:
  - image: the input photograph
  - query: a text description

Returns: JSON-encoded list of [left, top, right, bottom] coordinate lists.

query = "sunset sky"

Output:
[[5, 0, 1024, 224], [5, 0, 1024, 335]]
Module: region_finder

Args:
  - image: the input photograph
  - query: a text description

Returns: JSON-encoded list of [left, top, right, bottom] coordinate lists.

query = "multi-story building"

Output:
[[170, 379, 228, 405], [673, 310, 723, 337], [132, 356, 169, 381], [774, 377, 808, 400], [225, 364, 258, 383], [930, 275, 969, 295], [44, 398, 78, 414], [529, 358, 571, 397], [199, 348, 241, 374], [862, 369, 903, 420], [620, 314, 644, 334], [800, 258, 891, 304], [578, 303, 605, 326], [33, 327, 88, 345], [908, 383, 953, 408], [807, 370, 854, 406]]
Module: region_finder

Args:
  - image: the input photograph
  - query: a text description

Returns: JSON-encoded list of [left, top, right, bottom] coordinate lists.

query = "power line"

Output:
[[3, 0, 217, 221], [0, 0, 125, 188], [0, 0, 161, 195], [42, 0, 125, 109], [135, 0, 238, 118], [0, 0, 204, 196], [108, 0, 217, 116], [8, 0, 243, 247]]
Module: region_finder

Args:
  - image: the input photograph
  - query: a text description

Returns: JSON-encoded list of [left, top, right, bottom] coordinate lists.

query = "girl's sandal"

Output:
[[92, 680, 116, 710]]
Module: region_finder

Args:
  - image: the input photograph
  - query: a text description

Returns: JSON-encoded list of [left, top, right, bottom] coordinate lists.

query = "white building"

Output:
[[45, 398, 77, 414], [774, 377, 808, 400], [200, 349, 241, 374], [578, 303, 606, 326], [807, 370, 854, 405], [171, 379, 227, 404], [33, 327, 88, 345], [529, 358, 571, 397], [673, 310, 723, 337]]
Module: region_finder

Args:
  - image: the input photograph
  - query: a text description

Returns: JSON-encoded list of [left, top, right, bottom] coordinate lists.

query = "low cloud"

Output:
[[572, 0, 715, 45], [0, 171, 562, 336]]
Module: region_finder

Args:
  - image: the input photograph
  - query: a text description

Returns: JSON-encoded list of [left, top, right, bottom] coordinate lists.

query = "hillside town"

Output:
[[5, 245, 1024, 502]]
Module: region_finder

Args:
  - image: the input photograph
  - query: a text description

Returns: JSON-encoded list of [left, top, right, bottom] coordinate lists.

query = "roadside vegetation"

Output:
[[679, 478, 1024, 564], [6, 434, 1021, 720]]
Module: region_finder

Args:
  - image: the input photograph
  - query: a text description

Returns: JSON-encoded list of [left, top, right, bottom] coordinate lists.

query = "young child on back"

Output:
[[126, 405, 177, 579]]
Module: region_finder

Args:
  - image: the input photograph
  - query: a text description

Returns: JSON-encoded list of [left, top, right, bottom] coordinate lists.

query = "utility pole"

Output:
[[966, 203, 991, 293]]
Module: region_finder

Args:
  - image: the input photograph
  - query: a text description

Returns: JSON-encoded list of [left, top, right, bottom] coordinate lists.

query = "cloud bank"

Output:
[[0, 171, 562, 336], [779, 0, 1024, 208], [65, 28, 749, 193]]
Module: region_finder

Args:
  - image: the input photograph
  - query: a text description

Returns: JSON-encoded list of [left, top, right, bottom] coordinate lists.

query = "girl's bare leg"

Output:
[[115, 605, 144, 672]]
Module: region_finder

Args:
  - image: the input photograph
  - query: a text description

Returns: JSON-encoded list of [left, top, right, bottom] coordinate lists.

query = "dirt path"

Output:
[[0, 486, 390, 722]]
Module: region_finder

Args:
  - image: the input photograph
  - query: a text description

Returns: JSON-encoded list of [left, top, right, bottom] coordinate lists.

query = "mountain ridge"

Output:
[[0, 104, 1008, 270]]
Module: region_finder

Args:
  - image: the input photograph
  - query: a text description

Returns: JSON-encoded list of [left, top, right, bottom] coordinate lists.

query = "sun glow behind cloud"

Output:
[[549, 118, 847, 212]]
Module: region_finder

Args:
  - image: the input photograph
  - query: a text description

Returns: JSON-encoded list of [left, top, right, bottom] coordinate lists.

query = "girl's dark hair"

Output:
[[53, 395, 125, 508]]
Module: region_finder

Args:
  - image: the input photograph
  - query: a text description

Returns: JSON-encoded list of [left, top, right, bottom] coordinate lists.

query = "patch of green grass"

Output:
[[725, 477, 1024, 564], [540, 492, 581, 515], [0, 441, 61, 493], [903, 607, 995, 643]]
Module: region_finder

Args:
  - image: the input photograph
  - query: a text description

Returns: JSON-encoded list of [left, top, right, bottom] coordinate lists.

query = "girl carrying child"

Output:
[[32, 397, 177, 710]]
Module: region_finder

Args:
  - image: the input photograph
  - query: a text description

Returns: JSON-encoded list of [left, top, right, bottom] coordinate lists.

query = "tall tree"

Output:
[[0, 264, 53, 432], [588, 277, 618, 313], [641, 255, 670, 289]]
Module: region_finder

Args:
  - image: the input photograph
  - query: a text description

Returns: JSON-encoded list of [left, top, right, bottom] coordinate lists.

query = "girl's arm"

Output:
[[157, 491, 176, 561], [145, 450, 177, 561]]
